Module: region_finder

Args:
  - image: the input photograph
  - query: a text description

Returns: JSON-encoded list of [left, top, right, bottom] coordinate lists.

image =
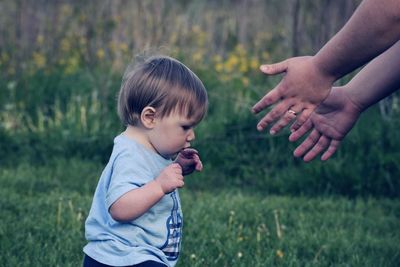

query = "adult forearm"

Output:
[[346, 41, 400, 111], [314, 0, 400, 80]]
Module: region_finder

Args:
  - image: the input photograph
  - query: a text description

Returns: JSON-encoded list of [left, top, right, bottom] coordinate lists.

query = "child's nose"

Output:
[[187, 129, 195, 141]]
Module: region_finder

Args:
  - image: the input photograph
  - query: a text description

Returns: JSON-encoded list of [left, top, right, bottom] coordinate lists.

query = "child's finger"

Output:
[[171, 163, 182, 173]]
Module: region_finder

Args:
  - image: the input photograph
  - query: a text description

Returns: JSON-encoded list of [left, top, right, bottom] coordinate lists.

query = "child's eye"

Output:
[[182, 125, 191, 131]]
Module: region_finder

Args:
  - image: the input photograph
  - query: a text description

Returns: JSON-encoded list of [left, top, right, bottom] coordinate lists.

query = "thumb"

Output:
[[260, 60, 288, 75], [171, 162, 182, 170]]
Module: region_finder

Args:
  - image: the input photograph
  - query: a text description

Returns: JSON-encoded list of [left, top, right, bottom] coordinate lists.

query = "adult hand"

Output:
[[174, 148, 203, 176], [252, 56, 335, 134], [289, 87, 362, 162]]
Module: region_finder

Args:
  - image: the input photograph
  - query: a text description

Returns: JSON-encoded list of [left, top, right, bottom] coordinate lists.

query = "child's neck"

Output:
[[123, 125, 154, 152]]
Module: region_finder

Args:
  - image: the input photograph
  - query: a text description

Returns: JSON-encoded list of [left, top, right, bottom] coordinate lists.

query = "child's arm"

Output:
[[109, 163, 183, 222]]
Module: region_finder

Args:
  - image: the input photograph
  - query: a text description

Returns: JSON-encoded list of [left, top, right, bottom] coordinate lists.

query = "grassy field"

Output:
[[1, 158, 399, 267]]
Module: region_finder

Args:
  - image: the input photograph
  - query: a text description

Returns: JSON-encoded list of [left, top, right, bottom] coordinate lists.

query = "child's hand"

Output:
[[155, 163, 184, 194], [175, 148, 203, 176]]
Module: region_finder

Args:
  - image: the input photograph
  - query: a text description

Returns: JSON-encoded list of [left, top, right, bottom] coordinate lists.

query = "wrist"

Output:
[[339, 86, 364, 114], [151, 179, 167, 196], [312, 54, 341, 83]]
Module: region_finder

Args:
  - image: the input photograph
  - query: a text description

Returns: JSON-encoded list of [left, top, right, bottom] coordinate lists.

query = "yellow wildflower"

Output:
[[225, 55, 239, 72], [36, 34, 44, 45], [61, 39, 71, 52], [215, 63, 223, 73], [64, 56, 79, 74], [192, 51, 203, 64], [239, 61, 248, 73], [96, 49, 105, 60], [241, 77, 249, 87], [250, 57, 260, 70], [212, 55, 222, 63], [235, 44, 247, 57], [1, 52, 9, 63], [276, 249, 284, 258], [60, 4, 72, 17], [32, 52, 46, 68], [79, 37, 87, 46], [119, 43, 129, 53]]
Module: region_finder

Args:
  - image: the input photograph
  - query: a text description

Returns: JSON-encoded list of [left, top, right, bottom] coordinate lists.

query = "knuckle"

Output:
[[269, 109, 281, 118], [309, 134, 319, 143]]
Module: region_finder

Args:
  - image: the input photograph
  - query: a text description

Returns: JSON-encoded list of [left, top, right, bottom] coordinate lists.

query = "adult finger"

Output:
[[303, 135, 330, 162], [290, 107, 314, 132], [321, 140, 341, 161], [269, 109, 298, 135], [289, 119, 312, 142], [256, 99, 293, 132], [293, 129, 320, 158], [260, 60, 288, 75], [252, 88, 282, 114]]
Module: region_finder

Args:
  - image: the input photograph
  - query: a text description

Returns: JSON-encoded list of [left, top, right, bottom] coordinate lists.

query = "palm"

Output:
[[311, 89, 359, 140], [289, 87, 361, 161]]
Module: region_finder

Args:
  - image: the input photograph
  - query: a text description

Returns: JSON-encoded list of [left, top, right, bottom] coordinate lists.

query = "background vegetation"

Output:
[[1, 0, 399, 266]]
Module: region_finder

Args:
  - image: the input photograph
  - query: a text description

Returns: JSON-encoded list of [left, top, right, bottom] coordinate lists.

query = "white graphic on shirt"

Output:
[[160, 192, 182, 260]]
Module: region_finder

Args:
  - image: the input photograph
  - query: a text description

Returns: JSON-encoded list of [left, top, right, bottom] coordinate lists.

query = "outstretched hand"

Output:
[[289, 87, 362, 162], [175, 148, 203, 176], [252, 56, 335, 135]]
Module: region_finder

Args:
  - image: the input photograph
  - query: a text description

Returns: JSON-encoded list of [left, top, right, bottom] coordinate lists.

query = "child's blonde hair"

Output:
[[118, 55, 208, 126]]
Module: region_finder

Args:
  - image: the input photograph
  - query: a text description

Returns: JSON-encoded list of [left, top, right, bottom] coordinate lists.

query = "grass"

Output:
[[0, 158, 399, 267]]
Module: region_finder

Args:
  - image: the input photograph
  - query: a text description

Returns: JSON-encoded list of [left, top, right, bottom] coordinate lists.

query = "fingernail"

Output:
[[260, 65, 269, 71], [270, 129, 276, 135]]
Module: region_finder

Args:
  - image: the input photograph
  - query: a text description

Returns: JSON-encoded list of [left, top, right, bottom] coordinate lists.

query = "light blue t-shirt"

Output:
[[83, 134, 183, 267]]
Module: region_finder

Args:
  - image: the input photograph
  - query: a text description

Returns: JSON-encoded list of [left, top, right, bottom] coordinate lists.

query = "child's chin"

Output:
[[165, 152, 178, 160], [166, 149, 184, 160], [171, 153, 178, 159]]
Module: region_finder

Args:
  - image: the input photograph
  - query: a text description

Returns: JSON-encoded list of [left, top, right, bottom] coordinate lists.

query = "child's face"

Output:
[[149, 111, 198, 159]]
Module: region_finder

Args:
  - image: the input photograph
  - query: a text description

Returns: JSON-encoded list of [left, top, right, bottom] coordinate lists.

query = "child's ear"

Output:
[[140, 106, 156, 129]]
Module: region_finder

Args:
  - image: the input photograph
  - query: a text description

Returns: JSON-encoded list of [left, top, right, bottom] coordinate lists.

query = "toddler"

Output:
[[83, 55, 208, 267]]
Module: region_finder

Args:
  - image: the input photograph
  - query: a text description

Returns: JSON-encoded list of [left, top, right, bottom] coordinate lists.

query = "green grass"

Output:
[[0, 159, 399, 266]]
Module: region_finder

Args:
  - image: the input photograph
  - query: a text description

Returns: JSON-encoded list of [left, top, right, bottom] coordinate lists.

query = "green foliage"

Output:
[[1, 66, 400, 197]]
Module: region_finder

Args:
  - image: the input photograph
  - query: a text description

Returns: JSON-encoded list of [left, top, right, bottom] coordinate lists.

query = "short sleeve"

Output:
[[105, 150, 153, 209]]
